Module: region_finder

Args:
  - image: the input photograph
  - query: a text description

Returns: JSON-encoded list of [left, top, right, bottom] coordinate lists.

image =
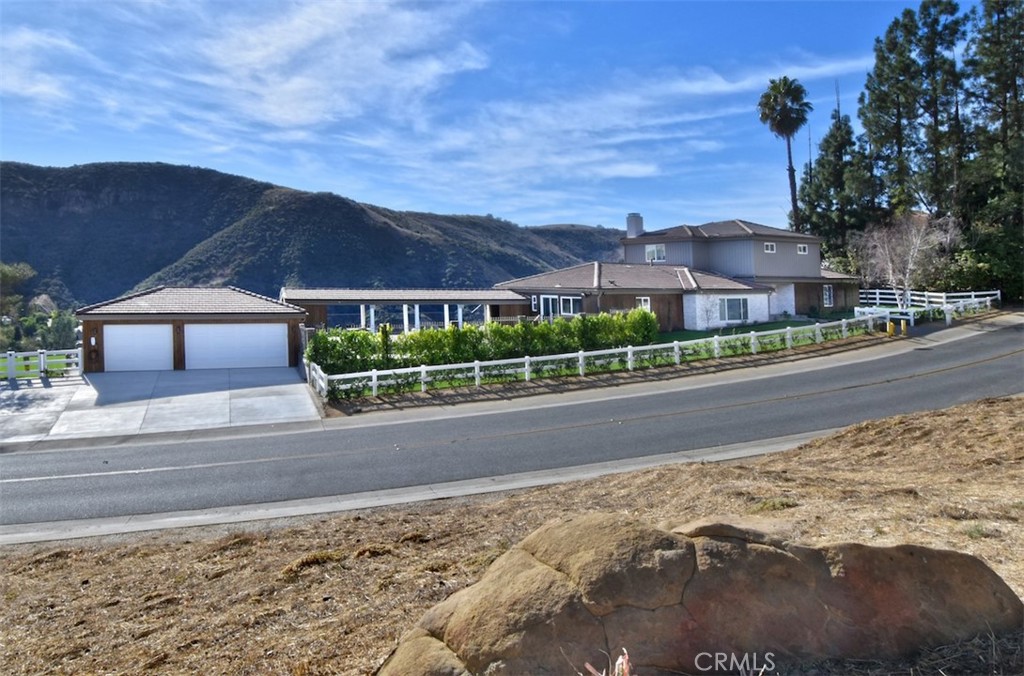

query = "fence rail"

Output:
[[306, 314, 889, 399], [3, 348, 84, 380], [856, 290, 999, 326], [859, 288, 1001, 309]]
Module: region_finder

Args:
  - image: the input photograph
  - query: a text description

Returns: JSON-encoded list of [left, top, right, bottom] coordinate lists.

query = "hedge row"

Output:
[[306, 309, 660, 375]]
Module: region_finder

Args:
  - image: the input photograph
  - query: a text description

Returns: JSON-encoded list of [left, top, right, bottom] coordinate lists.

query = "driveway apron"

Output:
[[0, 367, 320, 444]]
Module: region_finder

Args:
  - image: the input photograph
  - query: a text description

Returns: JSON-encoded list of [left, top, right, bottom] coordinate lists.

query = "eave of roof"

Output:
[[280, 288, 528, 305]]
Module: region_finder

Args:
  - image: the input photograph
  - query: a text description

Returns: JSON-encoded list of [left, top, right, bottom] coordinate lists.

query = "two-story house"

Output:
[[494, 213, 858, 332]]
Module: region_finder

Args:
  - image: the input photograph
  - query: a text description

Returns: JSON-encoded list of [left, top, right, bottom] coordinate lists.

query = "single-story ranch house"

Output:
[[76, 286, 307, 373], [492, 214, 859, 332]]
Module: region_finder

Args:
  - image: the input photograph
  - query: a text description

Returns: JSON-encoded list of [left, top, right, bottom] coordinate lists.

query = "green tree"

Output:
[[915, 0, 968, 215], [798, 109, 887, 256], [41, 312, 79, 350], [958, 0, 1024, 300], [758, 76, 814, 231], [859, 9, 922, 213]]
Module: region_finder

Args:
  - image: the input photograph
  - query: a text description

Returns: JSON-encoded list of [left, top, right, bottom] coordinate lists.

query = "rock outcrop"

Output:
[[377, 513, 1024, 675]]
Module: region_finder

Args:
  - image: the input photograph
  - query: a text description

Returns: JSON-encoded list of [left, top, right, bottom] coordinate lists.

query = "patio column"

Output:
[[443, 304, 451, 329], [457, 304, 464, 328], [360, 304, 366, 329], [402, 304, 410, 334], [414, 304, 421, 330], [369, 306, 376, 332]]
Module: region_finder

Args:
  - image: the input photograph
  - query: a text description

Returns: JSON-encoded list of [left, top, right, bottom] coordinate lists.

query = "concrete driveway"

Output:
[[0, 367, 322, 446]]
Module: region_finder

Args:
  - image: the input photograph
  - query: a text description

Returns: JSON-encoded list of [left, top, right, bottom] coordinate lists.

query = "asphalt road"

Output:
[[1, 318, 1021, 529]]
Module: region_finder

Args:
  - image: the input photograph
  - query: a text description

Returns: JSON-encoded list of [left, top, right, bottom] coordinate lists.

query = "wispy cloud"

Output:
[[0, 27, 89, 104]]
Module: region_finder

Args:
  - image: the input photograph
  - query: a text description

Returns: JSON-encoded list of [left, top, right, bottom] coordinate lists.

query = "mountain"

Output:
[[0, 162, 624, 307]]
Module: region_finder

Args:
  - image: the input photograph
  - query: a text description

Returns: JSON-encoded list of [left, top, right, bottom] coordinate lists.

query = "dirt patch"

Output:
[[2, 397, 1022, 675]]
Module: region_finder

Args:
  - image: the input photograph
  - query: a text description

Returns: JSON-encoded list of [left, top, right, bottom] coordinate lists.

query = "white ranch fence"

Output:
[[3, 348, 84, 380], [307, 314, 890, 399], [856, 289, 1001, 327]]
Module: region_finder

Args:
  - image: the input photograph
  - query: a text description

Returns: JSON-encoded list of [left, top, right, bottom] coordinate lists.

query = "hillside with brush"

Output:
[[0, 162, 623, 306]]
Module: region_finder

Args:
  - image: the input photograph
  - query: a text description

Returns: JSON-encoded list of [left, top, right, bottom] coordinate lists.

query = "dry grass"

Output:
[[1, 396, 1022, 675]]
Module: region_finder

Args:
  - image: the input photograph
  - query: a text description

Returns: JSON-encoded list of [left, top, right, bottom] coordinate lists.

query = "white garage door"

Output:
[[104, 324, 174, 372], [184, 323, 289, 369]]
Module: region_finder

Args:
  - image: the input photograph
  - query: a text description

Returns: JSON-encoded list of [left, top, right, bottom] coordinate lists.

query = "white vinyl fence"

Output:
[[857, 289, 1000, 326], [307, 314, 889, 399], [3, 348, 84, 380]]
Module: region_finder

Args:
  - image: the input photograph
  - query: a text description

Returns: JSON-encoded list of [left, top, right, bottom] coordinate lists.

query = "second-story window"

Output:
[[645, 243, 666, 262], [764, 242, 776, 253], [797, 244, 809, 255]]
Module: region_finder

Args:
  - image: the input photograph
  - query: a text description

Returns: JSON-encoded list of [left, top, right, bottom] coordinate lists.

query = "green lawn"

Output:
[[656, 320, 814, 344]]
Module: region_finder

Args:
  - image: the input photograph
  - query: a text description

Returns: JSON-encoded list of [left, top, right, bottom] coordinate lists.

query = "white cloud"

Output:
[[196, 1, 488, 127], [0, 27, 86, 104]]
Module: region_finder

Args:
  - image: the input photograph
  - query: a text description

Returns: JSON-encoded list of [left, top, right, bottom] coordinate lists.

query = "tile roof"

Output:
[[495, 262, 769, 293], [280, 288, 528, 305], [76, 286, 306, 317], [627, 219, 820, 242]]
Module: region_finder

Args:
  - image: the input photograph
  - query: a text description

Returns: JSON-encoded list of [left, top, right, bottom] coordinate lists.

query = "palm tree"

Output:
[[758, 77, 814, 231]]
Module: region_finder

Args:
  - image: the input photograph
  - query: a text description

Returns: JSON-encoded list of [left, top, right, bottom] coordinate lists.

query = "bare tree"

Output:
[[854, 213, 960, 308]]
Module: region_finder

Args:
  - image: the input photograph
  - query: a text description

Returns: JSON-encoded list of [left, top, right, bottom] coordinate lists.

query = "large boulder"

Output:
[[377, 513, 1023, 675]]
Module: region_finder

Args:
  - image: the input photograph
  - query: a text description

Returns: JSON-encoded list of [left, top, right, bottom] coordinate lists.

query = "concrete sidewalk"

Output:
[[0, 367, 322, 447]]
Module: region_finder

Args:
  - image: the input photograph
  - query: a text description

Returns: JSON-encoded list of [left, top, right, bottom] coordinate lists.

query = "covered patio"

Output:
[[279, 288, 530, 333]]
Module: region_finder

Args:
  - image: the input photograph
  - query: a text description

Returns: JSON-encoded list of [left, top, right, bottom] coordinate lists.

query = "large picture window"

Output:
[[645, 243, 666, 262], [635, 296, 651, 310], [823, 284, 834, 308], [560, 296, 582, 315], [718, 297, 749, 322]]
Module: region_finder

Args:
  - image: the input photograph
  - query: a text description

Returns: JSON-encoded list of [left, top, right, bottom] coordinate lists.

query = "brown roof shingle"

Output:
[[76, 287, 306, 318], [495, 262, 769, 293]]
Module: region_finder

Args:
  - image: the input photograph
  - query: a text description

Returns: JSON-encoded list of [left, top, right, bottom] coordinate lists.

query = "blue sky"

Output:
[[2, 1, 933, 231]]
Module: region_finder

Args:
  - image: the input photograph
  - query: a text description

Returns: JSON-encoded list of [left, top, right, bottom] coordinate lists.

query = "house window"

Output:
[[718, 298, 749, 322], [645, 243, 666, 262], [531, 295, 538, 312], [797, 244, 809, 255], [764, 242, 776, 253], [560, 296, 582, 315], [635, 296, 651, 311], [823, 284, 834, 308]]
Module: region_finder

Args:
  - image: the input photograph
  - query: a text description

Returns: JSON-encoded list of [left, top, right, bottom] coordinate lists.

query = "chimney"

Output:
[[626, 212, 644, 238]]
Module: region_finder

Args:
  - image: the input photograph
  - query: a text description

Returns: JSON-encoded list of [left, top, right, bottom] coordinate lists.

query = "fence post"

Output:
[[421, 365, 428, 393], [371, 369, 379, 396], [944, 307, 953, 326], [524, 355, 532, 382], [712, 335, 721, 359], [77, 345, 84, 375], [673, 340, 681, 365], [38, 349, 47, 376], [814, 323, 822, 344], [841, 319, 848, 339], [578, 350, 586, 377], [627, 346, 635, 371], [749, 332, 758, 355], [785, 327, 793, 349], [474, 360, 481, 387]]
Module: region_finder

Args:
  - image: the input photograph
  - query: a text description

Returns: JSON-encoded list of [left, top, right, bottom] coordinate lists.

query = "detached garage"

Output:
[[77, 287, 307, 373]]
